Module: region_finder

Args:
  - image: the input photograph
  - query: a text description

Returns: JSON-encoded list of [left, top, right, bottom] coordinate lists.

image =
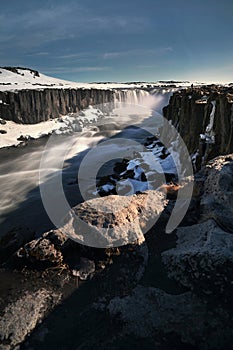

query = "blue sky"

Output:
[[0, 0, 232, 82]]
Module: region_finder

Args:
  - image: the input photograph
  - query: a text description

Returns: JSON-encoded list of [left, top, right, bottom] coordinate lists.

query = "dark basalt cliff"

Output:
[[163, 86, 233, 162], [0, 88, 115, 124]]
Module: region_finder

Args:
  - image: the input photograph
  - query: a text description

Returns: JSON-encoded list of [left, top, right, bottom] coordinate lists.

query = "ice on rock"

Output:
[[206, 101, 216, 133], [102, 184, 115, 193], [126, 160, 142, 171], [117, 179, 149, 196]]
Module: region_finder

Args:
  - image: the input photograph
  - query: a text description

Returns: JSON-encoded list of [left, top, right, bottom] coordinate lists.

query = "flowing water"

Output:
[[0, 90, 172, 236]]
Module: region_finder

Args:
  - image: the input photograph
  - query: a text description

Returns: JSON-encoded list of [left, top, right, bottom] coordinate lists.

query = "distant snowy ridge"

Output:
[[0, 66, 205, 92], [0, 66, 88, 91]]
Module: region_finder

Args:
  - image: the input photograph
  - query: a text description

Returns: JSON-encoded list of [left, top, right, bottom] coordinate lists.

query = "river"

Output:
[[0, 91, 172, 237]]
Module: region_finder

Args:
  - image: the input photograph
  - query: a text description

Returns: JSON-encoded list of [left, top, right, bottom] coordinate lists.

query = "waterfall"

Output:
[[112, 89, 163, 114], [113, 89, 150, 106]]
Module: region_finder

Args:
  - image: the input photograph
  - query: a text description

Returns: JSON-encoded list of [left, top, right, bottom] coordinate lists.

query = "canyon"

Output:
[[1, 68, 233, 350]]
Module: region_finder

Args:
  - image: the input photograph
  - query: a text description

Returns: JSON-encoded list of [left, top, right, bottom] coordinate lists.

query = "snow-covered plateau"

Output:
[[0, 66, 205, 92], [0, 67, 169, 148]]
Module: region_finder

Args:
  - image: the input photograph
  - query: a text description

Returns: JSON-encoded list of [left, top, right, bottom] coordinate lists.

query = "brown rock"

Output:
[[17, 230, 67, 267], [61, 190, 167, 248]]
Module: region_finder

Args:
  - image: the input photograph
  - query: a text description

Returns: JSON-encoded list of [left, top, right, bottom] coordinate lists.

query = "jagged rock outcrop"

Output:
[[162, 155, 233, 298], [163, 87, 233, 161], [200, 154, 233, 231], [162, 219, 233, 297], [17, 229, 67, 268], [0, 88, 114, 124]]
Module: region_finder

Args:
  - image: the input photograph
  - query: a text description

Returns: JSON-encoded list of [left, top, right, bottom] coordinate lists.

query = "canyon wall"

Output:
[[0, 88, 152, 124], [163, 87, 233, 162], [0, 88, 115, 124], [2, 85, 233, 164]]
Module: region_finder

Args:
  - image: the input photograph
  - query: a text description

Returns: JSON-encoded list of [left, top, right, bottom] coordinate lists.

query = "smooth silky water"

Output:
[[0, 91, 172, 236]]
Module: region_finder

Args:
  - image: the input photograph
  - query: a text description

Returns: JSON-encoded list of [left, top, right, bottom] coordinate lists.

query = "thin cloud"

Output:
[[26, 52, 49, 57], [136, 64, 158, 69], [56, 53, 93, 60], [0, 3, 148, 50], [103, 47, 173, 59], [43, 66, 111, 74], [86, 15, 147, 31], [74, 67, 111, 72]]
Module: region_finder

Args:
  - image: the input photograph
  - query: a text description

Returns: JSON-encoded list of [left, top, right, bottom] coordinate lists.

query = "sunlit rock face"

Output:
[[61, 190, 167, 248]]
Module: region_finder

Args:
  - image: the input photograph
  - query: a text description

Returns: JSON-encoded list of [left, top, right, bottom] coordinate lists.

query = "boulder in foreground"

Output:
[[61, 190, 167, 248]]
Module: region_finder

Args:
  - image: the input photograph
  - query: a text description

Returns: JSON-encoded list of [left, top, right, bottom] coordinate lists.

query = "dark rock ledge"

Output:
[[1, 155, 233, 349], [0, 190, 166, 350]]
